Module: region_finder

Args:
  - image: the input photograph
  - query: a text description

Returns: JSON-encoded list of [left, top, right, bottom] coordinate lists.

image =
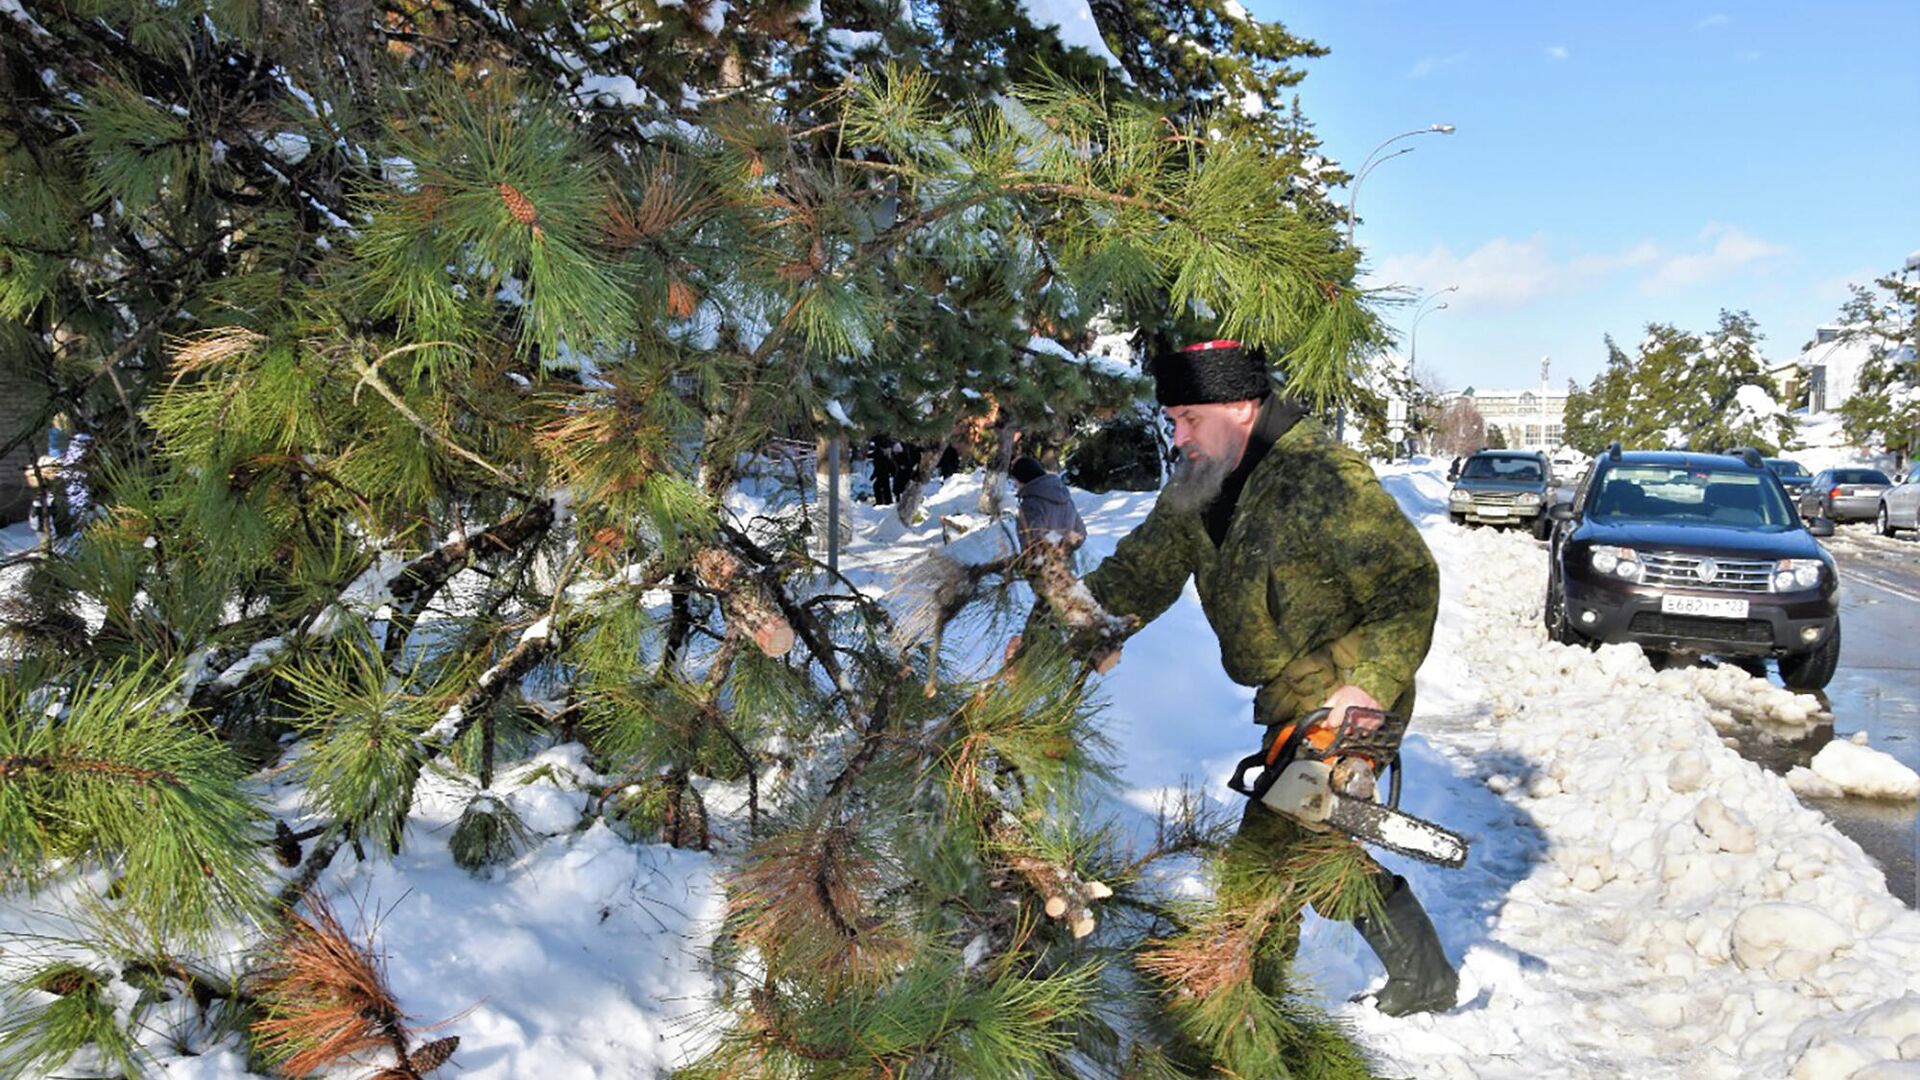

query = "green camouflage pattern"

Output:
[[1085, 418, 1438, 726]]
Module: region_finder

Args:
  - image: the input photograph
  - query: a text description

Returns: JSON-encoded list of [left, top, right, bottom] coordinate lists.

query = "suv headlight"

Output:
[[1590, 545, 1643, 582], [1516, 491, 1542, 505], [1771, 559, 1822, 592], [1448, 488, 1472, 504]]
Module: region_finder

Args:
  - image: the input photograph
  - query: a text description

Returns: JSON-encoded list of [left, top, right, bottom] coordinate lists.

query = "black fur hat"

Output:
[[1009, 456, 1046, 485], [1149, 340, 1274, 406]]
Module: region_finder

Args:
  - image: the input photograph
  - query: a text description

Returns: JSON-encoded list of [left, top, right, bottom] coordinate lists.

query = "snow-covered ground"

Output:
[[9, 460, 1920, 1078]]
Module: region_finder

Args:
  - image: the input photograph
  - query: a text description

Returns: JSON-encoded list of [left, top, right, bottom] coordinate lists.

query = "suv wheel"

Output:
[[1878, 503, 1895, 537], [1779, 621, 1842, 692], [1450, 511, 1468, 527], [1531, 513, 1552, 541], [1544, 570, 1582, 645]]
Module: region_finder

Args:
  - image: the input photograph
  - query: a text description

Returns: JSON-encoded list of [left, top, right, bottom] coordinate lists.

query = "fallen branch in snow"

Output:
[[416, 610, 562, 760]]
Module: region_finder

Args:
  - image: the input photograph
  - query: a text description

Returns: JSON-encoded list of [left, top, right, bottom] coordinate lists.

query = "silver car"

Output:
[[1801, 467, 1892, 523], [1878, 468, 1920, 536]]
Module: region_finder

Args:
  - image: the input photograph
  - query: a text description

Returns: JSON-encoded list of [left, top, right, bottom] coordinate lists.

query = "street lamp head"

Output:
[[1431, 123, 1456, 134]]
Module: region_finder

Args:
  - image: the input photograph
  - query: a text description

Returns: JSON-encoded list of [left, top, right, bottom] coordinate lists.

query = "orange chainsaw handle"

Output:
[[1262, 707, 1379, 769]]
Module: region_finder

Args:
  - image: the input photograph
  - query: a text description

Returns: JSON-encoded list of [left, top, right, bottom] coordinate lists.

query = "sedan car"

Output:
[[1878, 468, 1920, 536], [1764, 458, 1814, 502], [1799, 467, 1893, 523], [1545, 447, 1840, 690]]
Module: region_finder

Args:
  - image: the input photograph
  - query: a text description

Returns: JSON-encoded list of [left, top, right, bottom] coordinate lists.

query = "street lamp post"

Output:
[[1336, 123, 1454, 449], [1393, 286, 1457, 456], [1345, 124, 1456, 247], [1408, 285, 1459, 370]]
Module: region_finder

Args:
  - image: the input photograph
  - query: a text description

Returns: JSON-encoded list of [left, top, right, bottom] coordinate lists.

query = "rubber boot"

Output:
[[1352, 873, 1459, 1017]]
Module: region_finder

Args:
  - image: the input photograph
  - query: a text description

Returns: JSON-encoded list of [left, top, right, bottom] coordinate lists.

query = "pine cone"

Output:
[[410, 1035, 460, 1074], [498, 182, 538, 227]]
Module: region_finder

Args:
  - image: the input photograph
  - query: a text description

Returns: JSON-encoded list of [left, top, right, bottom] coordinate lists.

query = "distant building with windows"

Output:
[[1794, 325, 1876, 415], [1453, 387, 1569, 451]]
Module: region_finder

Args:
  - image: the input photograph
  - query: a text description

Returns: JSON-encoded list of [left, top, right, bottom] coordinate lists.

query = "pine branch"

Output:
[[343, 346, 521, 488]]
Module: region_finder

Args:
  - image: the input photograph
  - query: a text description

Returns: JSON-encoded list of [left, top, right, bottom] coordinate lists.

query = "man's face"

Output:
[[1161, 400, 1259, 512], [1167, 402, 1258, 471]]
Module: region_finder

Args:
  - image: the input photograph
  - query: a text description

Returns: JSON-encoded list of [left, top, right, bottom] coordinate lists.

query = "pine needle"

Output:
[[251, 898, 457, 1077], [448, 792, 530, 874]]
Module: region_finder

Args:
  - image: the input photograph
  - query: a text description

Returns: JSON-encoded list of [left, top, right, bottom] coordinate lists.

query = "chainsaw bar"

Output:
[[1324, 793, 1469, 868]]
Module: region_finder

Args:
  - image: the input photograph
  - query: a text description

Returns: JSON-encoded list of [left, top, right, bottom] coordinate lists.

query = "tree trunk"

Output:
[[977, 425, 1017, 518], [812, 435, 851, 563], [893, 446, 941, 526]]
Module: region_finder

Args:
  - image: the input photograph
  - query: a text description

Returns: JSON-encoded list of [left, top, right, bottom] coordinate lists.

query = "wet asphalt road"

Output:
[[1745, 524, 1920, 906]]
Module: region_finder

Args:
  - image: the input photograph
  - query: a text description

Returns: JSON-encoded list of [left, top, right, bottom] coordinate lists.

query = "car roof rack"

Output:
[[1607, 440, 1622, 460], [1726, 447, 1765, 469]]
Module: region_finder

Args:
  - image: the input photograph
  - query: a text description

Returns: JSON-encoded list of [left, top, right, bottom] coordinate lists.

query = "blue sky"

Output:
[[1247, 1, 1920, 393]]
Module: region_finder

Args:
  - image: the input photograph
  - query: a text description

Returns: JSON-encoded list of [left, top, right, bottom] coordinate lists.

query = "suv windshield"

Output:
[[1832, 469, 1891, 485], [1589, 464, 1798, 529], [1461, 455, 1543, 482], [1765, 459, 1810, 479]]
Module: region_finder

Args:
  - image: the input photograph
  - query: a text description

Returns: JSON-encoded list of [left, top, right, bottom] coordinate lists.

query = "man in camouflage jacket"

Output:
[[1078, 339, 1458, 1017]]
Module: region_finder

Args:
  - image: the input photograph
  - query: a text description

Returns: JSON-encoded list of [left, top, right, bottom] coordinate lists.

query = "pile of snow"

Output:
[[1791, 739, 1920, 801], [1319, 460, 1920, 1078]]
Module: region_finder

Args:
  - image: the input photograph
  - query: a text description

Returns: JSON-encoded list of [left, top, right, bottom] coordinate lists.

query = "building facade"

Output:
[[1456, 387, 1569, 451]]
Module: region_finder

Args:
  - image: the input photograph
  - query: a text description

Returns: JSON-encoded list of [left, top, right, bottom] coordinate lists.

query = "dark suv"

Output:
[[1764, 458, 1814, 502], [1543, 446, 1841, 689], [1448, 449, 1553, 539]]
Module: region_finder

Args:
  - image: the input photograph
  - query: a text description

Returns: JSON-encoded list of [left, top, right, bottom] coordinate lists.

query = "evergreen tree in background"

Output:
[[1560, 377, 1599, 455], [0, 0, 1386, 1074], [1559, 314, 1792, 456], [1836, 265, 1920, 461]]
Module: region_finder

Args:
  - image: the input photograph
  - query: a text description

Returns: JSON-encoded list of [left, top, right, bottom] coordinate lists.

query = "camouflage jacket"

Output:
[[1085, 417, 1439, 727]]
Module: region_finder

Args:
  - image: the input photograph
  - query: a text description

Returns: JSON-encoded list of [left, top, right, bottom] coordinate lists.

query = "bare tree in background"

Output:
[[1407, 362, 1449, 455], [1431, 397, 1488, 456]]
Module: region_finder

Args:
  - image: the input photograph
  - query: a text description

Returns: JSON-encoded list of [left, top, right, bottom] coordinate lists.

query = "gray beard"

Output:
[[1160, 450, 1233, 513]]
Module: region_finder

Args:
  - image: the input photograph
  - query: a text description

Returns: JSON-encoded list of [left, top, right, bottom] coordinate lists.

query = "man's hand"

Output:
[[1319, 685, 1384, 799], [1318, 684, 1384, 734]]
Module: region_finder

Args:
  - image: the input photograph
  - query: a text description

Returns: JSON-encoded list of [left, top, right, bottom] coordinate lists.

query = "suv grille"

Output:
[[1473, 491, 1519, 506], [1629, 613, 1775, 645], [1639, 552, 1773, 593]]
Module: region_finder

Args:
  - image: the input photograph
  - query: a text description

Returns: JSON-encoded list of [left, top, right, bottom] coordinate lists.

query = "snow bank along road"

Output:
[[1099, 461, 1920, 1079]]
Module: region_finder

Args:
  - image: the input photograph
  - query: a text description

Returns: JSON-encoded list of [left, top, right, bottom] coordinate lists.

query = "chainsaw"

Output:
[[1227, 706, 1469, 868]]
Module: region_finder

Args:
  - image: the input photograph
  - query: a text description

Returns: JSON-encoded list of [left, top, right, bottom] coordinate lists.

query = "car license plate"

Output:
[[1477, 505, 1509, 518], [1660, 595, 1749, 619]]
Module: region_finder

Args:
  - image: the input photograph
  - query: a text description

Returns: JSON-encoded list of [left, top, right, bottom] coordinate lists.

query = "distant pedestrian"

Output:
[[869, 435, 901, 505], [1010, 456, 1086, 552]]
